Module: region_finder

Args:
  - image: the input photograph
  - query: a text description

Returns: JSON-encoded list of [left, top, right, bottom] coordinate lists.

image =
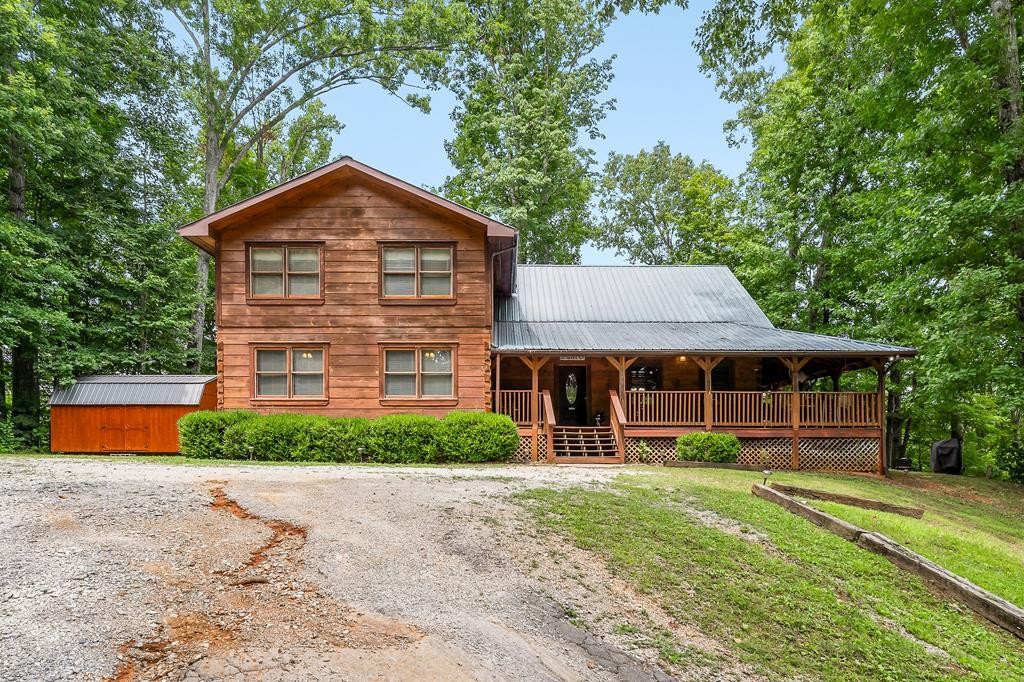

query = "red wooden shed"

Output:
[[49, 375, 217, 453]]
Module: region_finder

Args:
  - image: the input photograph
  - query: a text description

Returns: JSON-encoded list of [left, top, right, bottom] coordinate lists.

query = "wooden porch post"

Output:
[[781, 356, 810, 470], [694, 356, 724, 431], [605, 356, 638, 399], [518, 356, 550, 463], [494, 353, 501, 413], [873, 360, 887, 476]]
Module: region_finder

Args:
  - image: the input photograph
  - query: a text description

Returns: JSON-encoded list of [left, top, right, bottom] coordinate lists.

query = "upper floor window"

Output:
[[249, 244, 322, 299], [254, 346, 325, 398], [380, 244, 454, 299]]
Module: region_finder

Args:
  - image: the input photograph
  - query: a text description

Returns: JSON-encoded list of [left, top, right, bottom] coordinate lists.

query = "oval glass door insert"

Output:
[[565, 372, 578, 405]]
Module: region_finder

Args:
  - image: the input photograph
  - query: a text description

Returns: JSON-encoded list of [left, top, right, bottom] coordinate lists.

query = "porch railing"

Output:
[[621, 390, 877, 428], [494, 390, 543, 426], [495, 389, 879, 429], [624, 390, 703, 426], [714, 391, 792, 427], [800, 391, 878, 427]]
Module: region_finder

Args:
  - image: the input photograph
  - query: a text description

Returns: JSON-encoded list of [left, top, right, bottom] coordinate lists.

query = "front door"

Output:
[[557, 365, 588, 425]]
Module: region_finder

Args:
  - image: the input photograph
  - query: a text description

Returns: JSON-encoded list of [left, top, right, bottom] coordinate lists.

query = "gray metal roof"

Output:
[[498, 265, 774, 327], [50, 375, 216, 406], [494, 265, 915, 356]]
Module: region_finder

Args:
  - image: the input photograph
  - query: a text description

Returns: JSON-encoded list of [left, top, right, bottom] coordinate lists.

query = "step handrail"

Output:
[[541, 390, 556, 463], [609, 390, 626, 460]]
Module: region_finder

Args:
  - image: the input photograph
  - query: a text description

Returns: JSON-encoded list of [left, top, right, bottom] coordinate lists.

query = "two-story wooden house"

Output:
[[178, 157, 915, 472]]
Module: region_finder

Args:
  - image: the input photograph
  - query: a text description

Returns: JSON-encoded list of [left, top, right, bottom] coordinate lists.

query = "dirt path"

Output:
[[0, 458, 751, 681]]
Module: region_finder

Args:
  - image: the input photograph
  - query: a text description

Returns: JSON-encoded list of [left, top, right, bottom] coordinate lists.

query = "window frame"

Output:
[[250, 344, 328, 404], [627, 363, 663, 392], [378, 242, 457, 304], [379, 344, 458, 405], [246, 242, 325, 304]]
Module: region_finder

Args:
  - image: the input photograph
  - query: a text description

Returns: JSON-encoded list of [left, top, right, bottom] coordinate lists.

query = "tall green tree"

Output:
[[697, 0, 1024, 471], [1, 0, 187, 443], [594, 142, 735, 264], [165, 0, 465, 369], [441, 0, 615, 263]]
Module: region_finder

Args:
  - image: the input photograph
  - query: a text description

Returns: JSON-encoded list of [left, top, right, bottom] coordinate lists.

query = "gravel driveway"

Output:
[[0, 458, 746, 682]]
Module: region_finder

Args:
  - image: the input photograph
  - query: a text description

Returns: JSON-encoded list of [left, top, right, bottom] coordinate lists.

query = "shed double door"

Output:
[[101, 406, 150, 452]]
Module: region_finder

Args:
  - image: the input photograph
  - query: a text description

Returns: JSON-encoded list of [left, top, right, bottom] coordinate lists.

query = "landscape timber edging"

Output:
[[663, 460, 764, 471], [751, 483, 1024, 640], [768, 482, 925, 518]]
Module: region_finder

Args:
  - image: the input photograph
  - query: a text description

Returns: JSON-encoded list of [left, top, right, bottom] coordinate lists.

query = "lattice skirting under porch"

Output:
[[797, 438, 878, 472], [624, 437, 677, 465], [624, 435, 879, 472], [737, 438, 793, 469], [513, 434, 549, 463]]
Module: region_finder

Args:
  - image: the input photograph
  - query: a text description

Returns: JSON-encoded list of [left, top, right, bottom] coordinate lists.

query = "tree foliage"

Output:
[[696, 0, 1024, 473], [1, 0, 190, 444], [595, 142, 735, 265], [441, 0, 615, 263]]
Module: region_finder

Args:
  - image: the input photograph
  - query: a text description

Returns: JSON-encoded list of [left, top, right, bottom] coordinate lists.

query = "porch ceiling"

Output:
[[492, 321, 915, 357]]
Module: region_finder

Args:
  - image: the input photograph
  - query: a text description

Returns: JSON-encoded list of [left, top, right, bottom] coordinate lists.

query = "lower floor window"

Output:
[[383, 347, 454, 398], [255, 347, 325, 398], [628, 364, 662, 391]]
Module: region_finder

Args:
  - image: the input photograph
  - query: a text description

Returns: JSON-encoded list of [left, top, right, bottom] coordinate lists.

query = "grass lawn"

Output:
[[518, 468, 1024, 682], [769, 470, 1024, 607]]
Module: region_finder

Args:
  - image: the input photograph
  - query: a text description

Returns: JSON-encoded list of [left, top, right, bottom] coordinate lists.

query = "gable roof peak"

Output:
[[177, 156, 517, 253]]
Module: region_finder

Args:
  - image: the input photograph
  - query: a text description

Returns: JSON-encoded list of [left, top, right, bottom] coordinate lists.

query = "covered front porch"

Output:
[[491, 353, 890, 471]]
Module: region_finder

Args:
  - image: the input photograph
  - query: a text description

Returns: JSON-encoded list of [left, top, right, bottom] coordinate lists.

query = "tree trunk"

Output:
[[7, 135, 39, 439], [950, 415, 965, 444], [0, 351, 7, 420], [11, 342, 39, 444], [187, 0, 219, 373], [991, 0, 1024, 356]]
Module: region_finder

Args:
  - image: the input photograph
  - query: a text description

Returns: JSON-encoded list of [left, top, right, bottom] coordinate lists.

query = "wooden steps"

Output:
[[553, 426, 621, 461]]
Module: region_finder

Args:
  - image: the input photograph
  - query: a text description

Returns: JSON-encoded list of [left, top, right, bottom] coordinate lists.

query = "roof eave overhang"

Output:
[[181, 232, 216, 255]]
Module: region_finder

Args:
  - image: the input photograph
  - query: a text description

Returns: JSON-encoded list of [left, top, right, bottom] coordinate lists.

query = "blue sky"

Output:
[[321, 2, 748, 264]]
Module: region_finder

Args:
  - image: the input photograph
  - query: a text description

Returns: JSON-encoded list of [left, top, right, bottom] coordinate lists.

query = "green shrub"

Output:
[[177, 409, 522, 464], [0, 418, 18, 453], [294, 416, 371, 463], [996, 440, 1024, 483], [178, 410, 255, 459], [223, 413, 315, 461], [435, 412, 519, 463], [676, 432, 742, 463], [366, 414, 440, 463]]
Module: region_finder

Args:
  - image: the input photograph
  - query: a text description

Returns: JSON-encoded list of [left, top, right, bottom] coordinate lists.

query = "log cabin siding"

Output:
[[216, 179, 492, 417]]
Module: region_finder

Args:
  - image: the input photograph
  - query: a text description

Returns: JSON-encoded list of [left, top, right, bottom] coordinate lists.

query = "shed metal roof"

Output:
[[50, 375, 216, 406], [494, 265, 915, 356]]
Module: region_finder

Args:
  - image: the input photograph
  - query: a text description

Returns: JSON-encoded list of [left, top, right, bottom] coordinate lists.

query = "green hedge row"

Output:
[[676, 432, 742, 463], [177, 410, 519, 464]]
